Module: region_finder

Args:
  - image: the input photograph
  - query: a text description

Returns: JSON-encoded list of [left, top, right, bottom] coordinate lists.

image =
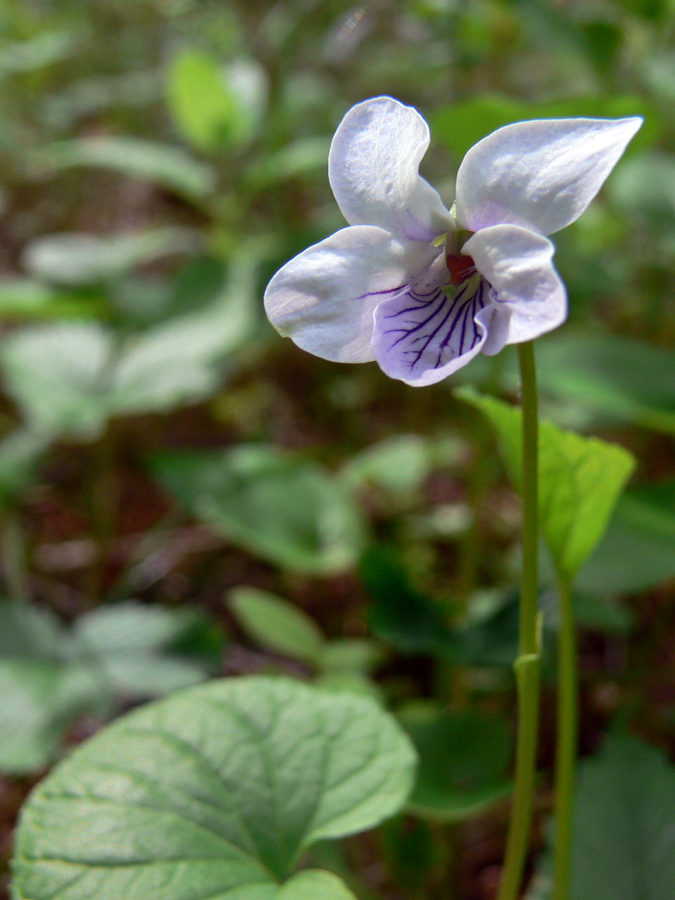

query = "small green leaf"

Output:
[[1, 322, 115, 439], [28, 137, 217, 202], [0, 430, 49, 503], [363, 547, 451, 654], [341, 434, 432, 499], [457, 388, 635, 582], [13, 677, 416, 898], [112, 252, 258, 415], [571, 736, 675, 900], [1, 256, 257, 438], [153, 447, 365, 575], [245, 137, 331, 188], [399, 703, 512, 822], [230, 587, 325, 664], [167, 50, 253, 152], [0, 30, 80, 74], [0, 602, 105, 773], [0, 600, 220, 773], [0, 279, 103, 319], [72, 602, 220, 698], [23, 228, 200, 287], [277, 870, 357, 900], [577, 482, 675, 594], [320, 639, 385, 674]]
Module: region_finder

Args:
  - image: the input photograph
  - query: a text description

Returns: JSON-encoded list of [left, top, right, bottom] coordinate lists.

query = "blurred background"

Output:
[[1, 1, 675, 898]]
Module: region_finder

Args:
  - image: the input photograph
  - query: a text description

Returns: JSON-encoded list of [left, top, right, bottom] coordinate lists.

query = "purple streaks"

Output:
[[381, 277, 488, 375]]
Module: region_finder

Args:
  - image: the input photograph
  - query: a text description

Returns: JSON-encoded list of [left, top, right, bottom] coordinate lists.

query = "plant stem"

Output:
[[87, 423, 116, 604], [497, 341, 541, 900], [1, 505, 30, 602], [552, 577, 577, 900]]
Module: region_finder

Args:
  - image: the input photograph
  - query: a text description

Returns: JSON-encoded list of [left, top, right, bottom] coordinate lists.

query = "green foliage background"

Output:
[[2, 0, 675, 898]]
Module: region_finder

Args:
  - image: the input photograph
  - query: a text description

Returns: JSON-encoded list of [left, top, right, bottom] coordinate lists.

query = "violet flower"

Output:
[[264, 97, 641, 386]]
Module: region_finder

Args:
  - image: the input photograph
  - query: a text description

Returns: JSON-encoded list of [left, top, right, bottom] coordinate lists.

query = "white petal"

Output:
[[372, 256, 493, 386], [456, 117, 642, 236], [264, 225, 440, 363], [463, 224, 567, 348], [328, 97, 452, 242]]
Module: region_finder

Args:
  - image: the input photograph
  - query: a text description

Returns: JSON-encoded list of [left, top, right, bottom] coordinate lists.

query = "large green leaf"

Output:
[[570, 736, 675, 900], [458, 389, 635, 582], [153, 446, 365, 575], [399, 703, 512, 821], [12, 677, 416, 899]]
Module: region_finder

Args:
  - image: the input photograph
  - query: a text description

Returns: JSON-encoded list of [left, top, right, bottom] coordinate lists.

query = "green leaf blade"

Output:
[[457, 388, 636, 582], [571, 736, 675, 900], [13, 677, 416, 899], [230, 588, 324, 664], [153, 447, 365, 575]]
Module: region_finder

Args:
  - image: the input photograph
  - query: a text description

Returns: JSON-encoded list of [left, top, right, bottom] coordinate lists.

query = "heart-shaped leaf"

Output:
[[13, 677, 416, 899]]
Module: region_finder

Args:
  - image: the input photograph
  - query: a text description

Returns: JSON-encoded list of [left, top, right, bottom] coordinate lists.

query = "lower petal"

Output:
[[264, 225, 439, 363], [463, 224, 567, 347], [372, 261, 493, 386]]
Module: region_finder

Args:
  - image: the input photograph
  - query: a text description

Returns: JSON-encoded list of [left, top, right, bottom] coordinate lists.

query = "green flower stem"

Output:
[[552, 577, 577, 900], [497, 341, 541, 900]]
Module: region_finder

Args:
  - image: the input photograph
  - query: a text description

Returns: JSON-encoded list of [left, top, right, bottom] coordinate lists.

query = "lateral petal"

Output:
[[264, 225, 439, 363], [329, 97, 452, 242], [372, 257, 493, 386], [464, 224, 567, 350], [456, 117, 642, 236]]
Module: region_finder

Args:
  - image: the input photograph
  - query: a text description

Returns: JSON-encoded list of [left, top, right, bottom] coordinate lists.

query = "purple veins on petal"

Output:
[[373, 274, 491, 383], [355, 283, 408, 303]]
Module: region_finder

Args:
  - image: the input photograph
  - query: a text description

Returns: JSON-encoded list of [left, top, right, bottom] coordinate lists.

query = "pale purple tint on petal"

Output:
[[456, 116, 643, 236], [464, 224, 567, 348], [264, 225, 439, 363], [372, 257, 493, 386], [329, 96, 452, 242]]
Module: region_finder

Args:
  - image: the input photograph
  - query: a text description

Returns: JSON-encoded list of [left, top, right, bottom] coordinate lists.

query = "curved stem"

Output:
[[497, 341, 541, 900], [552, 578, 578, 900]]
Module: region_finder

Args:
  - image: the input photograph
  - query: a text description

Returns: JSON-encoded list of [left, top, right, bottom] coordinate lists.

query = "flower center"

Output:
[[445, 252, 476, 285]]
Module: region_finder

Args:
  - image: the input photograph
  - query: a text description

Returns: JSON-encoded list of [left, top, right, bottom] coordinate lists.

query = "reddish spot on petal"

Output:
[[446, 253, 476, 284]]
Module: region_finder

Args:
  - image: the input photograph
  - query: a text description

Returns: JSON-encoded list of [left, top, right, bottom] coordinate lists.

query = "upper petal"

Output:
[[463, 224, 567, 350], [328, 97, 452, 243], [264, 225, 440, 363], [456, 117, 642, 236]]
